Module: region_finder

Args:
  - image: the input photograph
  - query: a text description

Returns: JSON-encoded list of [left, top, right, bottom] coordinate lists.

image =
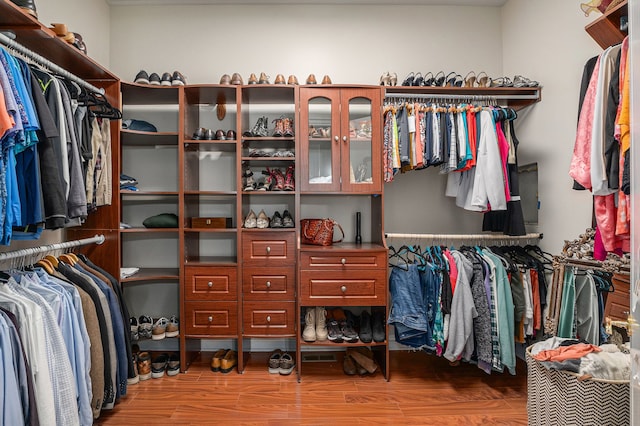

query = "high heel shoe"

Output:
[[259, 169, 274, 191], [271, 168, 285, 191], [389, 72, 397, 86], [401, 72, 415, 87], [445, 72, 458, 87], [433, 71, 445, 87], [379, 72, 391, 86], [284, 165, 295, 191], [422, 72, 434, 87], [463, 71, 476, 87], [476, 71, 490, 87], [244, 210, 257, 228], [412, 72, 423, 87], [256, 210, 270, 229]]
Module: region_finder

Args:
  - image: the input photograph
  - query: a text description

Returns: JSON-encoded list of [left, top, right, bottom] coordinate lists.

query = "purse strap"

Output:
[[332, 220, 344, 243]]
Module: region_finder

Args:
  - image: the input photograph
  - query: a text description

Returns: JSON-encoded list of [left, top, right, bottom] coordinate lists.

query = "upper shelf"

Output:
[[585, 0, 628, 49], [384, 86, 542, 111], [0, 0, 117, 81]]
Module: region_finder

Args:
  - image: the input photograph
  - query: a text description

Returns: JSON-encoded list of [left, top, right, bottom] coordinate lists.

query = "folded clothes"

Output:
[[120, 173, 138, 185], [120, 267, 139, 279], [120, 185, 139, 191]]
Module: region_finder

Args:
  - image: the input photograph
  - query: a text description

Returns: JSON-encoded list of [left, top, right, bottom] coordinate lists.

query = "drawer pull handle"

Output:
[[266, 315, 271, 322], [266, 246, 271, 254], [266, 281, 271, 288], [341, 258, 346, 265], [334, 135, 339, 142], [207, 281, 213, 288], [208, 316, 213, 323], [342, 135, 347, 142], [341, 285, 347, 293]]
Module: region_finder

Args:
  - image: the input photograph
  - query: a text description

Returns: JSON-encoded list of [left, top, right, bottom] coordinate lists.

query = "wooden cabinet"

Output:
[[299, 87, 382, 193], [585, 0, 628, 49]]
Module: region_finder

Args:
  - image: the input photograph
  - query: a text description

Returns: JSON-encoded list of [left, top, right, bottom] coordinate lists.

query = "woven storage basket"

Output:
[[526, 347, 629, 425]]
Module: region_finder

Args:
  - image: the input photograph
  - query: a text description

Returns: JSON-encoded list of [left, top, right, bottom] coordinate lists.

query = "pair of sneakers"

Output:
[[268, 349, 295, 375], [131, 315, 179, 341], [134, 70, 186, 86], [326, 308, 359, 343], [151, 353, 180, 378]]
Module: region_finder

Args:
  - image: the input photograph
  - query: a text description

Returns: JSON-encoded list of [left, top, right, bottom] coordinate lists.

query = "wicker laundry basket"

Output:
[[525, 346, 630, 426]]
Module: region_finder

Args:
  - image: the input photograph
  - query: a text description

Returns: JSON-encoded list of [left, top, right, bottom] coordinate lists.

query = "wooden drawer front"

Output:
[[243, 267, 295, 300], [242, 301, 295, 336], [184, 301, 237, 337], [299, 270, 387, 306], [185, 267, 237, 301], [242, 232, 295, 264], [300, 251, 386, 269]]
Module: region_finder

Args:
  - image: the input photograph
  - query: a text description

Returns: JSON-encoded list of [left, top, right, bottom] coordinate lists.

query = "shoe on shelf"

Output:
[[287, 75, 299, 85], [282, 117, 294, 137], [284, 165, 295, 191], [282, 210, 294, 228], [248, 73, 258, 84], [244, 210, 257, 228], [226, 130, 236, 140], [165, 315, 179, 338], [231, 72, 243, 85], [243, 169, 256, 192], [137, 351, 152, 381], [172, 71, 186, 86], [215, 129, 226, 140], [340, 317, 359, 344], [476, 71, 490, 87], [257, 171, 273, 191], [149, 73, 161, 85], [138, 315, 153, 339], [346, 347, 378, 374], [315, 306, 328, 341], [321, 75, 332, 84], [463, 71, 476, 87], [401, 72, 414, 86], [166, 353, 180, 376], [151, 353, 169, 379], [379, 71, 390, 86], [258, 72, 270, 84], [192, 127, 206, 140], [210, 349, 229, 372], [271, 168, 285, 191], [152, 317, 169, 340], [219, 74, 231, 85], [134, 70, 150, 85], [204, 129, 215, 140], [272, 118, 284, 137], [130, 316, 139, 342], [306, 74, 317, 84], [11, 0, 38, 17], [327, 319, 343, 343], [220, 350, 237, 373], [270, 211, 283, 228], [343, 354, 357, 375], [268, 349, 283, 374], [359, 310, 373, 343], [127, 351, 140, 385], [372, 311, 386, 342], [412, 72, 423, 87], [256, 209, 270, 229], [274, 74, 286, 84], [302, 307, 317, 342], [390, 72, 398, 86], [160, 72, 172, 86], [279, 353, 295, 375], [433, 71, 446, 87]]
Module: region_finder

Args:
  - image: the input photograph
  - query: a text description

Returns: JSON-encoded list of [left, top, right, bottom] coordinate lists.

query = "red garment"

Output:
[[495, 117, 511, 202], [461, 107, 477, 171], [533, 343, 601, 362], [594, 195, 630, 253], [443, 250, 458, 295]]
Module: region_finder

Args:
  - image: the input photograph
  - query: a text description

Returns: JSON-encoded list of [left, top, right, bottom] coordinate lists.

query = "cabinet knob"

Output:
[[207, 281, 213, 288], [208, 316, 213, 323], [266, 315, 271, 322], [341, 285, 347, 293], [334, 135, 339, 142], [342, 135, 347, 142], [266, 246, 271, 254], [266, 281, 271, 288], [341, 258, 346, 265]]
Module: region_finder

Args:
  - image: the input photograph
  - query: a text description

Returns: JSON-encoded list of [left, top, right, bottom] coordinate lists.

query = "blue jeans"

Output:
[[388, 264, 428, 332]]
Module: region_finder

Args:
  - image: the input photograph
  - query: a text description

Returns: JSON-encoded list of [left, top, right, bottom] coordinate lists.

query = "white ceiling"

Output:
[[106, 0, 507, 6]]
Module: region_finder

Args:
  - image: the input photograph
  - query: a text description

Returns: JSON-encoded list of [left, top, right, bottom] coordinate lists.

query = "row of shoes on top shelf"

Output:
[[130, 315, 179, 341], [192, 128, 236, 140], [244, 209, 294, 229], [243, 166, 294, 192], [221, 72, 332, 85], [303, 307, 386, 344], [382, 71, 540, 88], [134, 70, 187, 86], [243, 116, 294, 137]]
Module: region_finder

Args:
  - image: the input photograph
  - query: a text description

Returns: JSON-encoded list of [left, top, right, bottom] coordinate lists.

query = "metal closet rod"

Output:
[[384, 93, 539, 101], [385, 232, 543, 241], [0, 234, 105, 261], [0, 31, 105, 95]]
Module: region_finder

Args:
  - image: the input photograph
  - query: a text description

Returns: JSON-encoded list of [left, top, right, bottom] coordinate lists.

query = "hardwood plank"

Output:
[[238, 391, 347, 405], [286, 403, 403, 419], [400, 399, 522, 417]]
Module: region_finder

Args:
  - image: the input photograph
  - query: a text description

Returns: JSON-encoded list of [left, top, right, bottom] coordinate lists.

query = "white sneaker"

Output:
[[315, 306, 328, 341], [302, 307, 316, 342]]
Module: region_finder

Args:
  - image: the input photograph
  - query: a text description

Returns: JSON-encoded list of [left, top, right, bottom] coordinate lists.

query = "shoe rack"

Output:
[[585, 0, 628, 49]]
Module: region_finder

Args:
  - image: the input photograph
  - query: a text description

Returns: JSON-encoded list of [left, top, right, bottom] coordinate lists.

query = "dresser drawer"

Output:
[[242, 231, 295, 265], [299, 270, 387, 306], [300, 251, 386, 269], [242, 267, 295, 300], [242, 301, 295, 336], [184, 301, 238, 337], [185, 266, 237, 301]]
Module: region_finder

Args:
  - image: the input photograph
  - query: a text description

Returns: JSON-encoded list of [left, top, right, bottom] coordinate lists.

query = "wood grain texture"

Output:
[[96, 351, 527, 425]]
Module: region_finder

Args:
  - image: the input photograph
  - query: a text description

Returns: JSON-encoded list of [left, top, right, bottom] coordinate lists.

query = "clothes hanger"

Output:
[[58, 253, 76, 265], [35, 258, 55, 275], [44, 254, 59, 268], [388, 246, 410, 270]]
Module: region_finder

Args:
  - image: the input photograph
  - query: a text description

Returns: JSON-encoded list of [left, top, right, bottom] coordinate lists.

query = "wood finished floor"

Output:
[[96, 351, 528, 425]]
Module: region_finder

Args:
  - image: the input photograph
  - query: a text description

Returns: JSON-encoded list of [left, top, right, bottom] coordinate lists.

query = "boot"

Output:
[[315, 306, 328, 341], [11, 0, 37, 18], [346, 347, 378, 374], [302, 307, 316, 342]]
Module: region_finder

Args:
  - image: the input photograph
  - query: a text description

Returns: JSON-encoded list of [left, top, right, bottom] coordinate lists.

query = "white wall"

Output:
[[501, 0, 602, 253], [36, 0, 111, 68]]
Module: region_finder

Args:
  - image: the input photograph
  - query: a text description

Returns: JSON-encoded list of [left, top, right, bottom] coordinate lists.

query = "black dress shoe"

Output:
[[172, 71, 186, 86], [134, 70, 149, 85], [161, 72, 172, 86], [11, 0, 37, 17], [149, 73, 161, 85]]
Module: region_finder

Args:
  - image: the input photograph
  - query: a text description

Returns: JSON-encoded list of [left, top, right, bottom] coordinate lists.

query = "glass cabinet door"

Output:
[[300, 89, 340, 192], [341, 89, 382, 193]]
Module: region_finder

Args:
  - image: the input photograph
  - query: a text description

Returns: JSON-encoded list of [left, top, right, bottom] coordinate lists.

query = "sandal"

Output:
[[422, 71, 434, 87], [284, 165, 295, 191], [244, 210, 257, 228], [401, 72, 415, 86], [433, 71, 445, 87], [444, 72, 458, 87], [412, 72, 423, 87], [463, 71, 476, 87], [476, 71, 490, 87]]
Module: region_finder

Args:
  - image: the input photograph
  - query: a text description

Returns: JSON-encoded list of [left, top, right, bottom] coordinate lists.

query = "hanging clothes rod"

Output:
[[385, 232, 542, 241], [384, 93, 539, 101], [0, 31, 105, 95], [0, 234, 105, 262]]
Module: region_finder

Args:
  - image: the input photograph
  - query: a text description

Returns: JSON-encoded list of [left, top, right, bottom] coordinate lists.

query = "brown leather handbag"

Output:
[[300, 218, 344, 246]]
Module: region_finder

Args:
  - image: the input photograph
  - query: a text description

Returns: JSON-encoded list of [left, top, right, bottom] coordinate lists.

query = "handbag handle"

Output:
[[332, 221, 344, 243]]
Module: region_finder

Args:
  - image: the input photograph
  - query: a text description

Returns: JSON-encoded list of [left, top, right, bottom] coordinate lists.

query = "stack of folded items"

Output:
[[120, 173, 139, 191]]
